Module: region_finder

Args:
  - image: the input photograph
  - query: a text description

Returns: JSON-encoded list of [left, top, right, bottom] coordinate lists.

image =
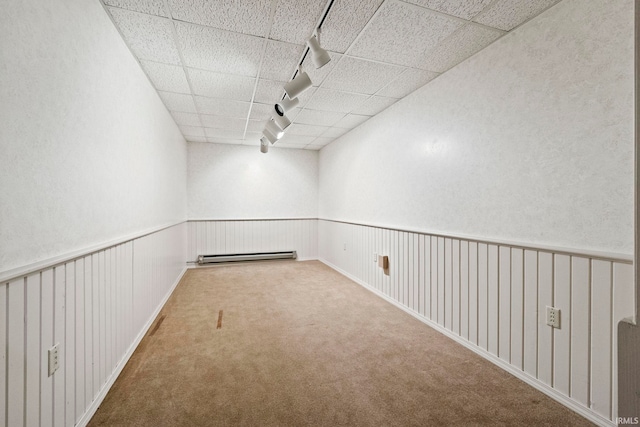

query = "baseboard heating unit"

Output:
[[197, 251, 297, 264]]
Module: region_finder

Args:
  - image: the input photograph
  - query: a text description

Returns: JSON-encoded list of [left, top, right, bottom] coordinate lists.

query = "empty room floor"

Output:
[[89, 261, 592, 426]]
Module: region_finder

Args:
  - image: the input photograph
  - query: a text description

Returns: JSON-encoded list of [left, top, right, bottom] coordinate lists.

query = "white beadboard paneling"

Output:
[[591, 260, 612, 419], [510, 249, 524, 370], [316, 219, 632, 425], [487, 245, 499, 357], [477, 243, 488, 350], [444, 238, 452, 329], [523, 250, 538, 377], [187, 219, 318, 261], [54, 265, 66, 427], [1, 223, 187, 427], [570, 256, 590, 406], [65, 261, 76, 427], [41, 269, 54, 427], [468, 242, 478, 345], [537, 252, 553, 387], [553, 254, 571, 396], [498, 246, 511, 361], [26, 274, 41, 427], [8, 278, 24, 427]]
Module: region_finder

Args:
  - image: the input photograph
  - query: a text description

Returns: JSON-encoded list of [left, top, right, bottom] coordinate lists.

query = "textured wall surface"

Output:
[[0, 0, 188, 272], [318, 0, 634, 255], [188, 143, 318, 219]]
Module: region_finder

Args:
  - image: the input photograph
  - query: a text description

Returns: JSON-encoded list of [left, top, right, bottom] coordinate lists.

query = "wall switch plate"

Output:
[[48, 343, 60, 376], [546, 306, 560, 328], [373, 253, 377, 262], [343, 243, 346, 251]]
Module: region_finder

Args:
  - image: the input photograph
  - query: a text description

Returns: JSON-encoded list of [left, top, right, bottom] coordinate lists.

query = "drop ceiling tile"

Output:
[[176, 22, 263, 76], [334, 114, 371, 129], [304, 88, 369, 113], [186, 136, 207, 143], [140, 60, 191, 93], [206, 137, 243, 145], [171, 111, 201, 126], [473, 0, 560, 31], [249, 102, 276, 121], [420, 23, 504, 72], [404, 0, 492, 20], [301, 52, 342, 87], [270, 0, 326, 45], [200, 115, 247, 130], [311, 137, 335, 146], [348, 1, 462, 68], [294, 109, 345, 127], [167, 0, 272, 37], [107, 8, 180, 64], [242, 133, 263, 146], [179, 125, 205, 137], [319, 0, 384, 53], [104, 0, 169, 17], [254, 79, 286, 104], [377, 68, 439, 98], [321, 127, 348, 138], [260, 40, 305, 82], [351, 95, 397, 115], [322, 56, 404, 95], [194, 97, 250, 118], [158, 91, 197, 113], [276, 143, 309, 149], [278, 134, 316, 145], [246, 120, 266, 133], [188, 68, 255, 101], [287, 123, 329, 137], [295, 86, 317, 109], [204, 128, 244, 139]]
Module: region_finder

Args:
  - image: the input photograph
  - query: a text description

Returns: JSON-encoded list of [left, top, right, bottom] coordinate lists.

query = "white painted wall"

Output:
[[318, 0, 634, 255], [188, 143, 318, 219], [0, 0, 188, 273]]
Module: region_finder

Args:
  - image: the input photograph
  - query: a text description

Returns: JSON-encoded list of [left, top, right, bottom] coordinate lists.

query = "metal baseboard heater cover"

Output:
[[197, 251, 297, 264]]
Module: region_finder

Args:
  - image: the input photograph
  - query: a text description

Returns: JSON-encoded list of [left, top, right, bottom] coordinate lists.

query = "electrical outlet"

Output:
[[546, 306, 560, 328], [48, 343, 60, 376], [373, 253, 377, 262]]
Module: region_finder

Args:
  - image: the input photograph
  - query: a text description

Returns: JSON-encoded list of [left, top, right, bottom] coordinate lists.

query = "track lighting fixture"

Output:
[[265, 120, 284, 139], [284, 71, 313, 100], [275, 95, 299, 117], [307, 34, 331, 69], [259, 0, 337, 153], [272, 113, 291, 131], [263, 127, 278, 144]]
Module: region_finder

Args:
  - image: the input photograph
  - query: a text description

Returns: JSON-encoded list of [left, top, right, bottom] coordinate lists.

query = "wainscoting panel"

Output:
[[1, 222, 186, 427], [318, 219, 634, 427], [187, 219, 318, 262]]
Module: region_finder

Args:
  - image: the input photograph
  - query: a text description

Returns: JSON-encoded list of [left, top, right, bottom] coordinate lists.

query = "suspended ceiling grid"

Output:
[[101, 0, 560, 150]]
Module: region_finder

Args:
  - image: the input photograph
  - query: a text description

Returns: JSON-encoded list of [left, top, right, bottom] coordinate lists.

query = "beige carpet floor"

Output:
[[89, 260, 593, 426]]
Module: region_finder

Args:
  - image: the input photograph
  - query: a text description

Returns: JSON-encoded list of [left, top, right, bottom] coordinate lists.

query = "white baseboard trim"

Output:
[[318, 258, 615, 427], [77, 265, 187, 427]]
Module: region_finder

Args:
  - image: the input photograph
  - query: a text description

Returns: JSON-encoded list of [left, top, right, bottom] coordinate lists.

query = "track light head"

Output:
[[275, 96, 299, 117], [260, 137, 269, 153], [265, 120, 283, 140], [284, 71, 312, 99], [307, 35, 331, 69], [263, 128, 278, 144], [272, 113, 291, 131]]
